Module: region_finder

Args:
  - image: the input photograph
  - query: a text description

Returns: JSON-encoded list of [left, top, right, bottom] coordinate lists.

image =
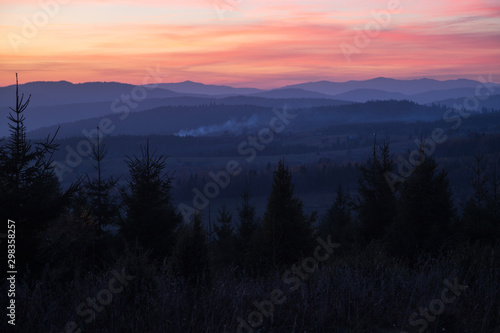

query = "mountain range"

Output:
[[1, 77, 499, 138]]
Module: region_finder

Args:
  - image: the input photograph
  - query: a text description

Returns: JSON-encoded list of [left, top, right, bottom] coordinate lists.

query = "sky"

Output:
[[1, 0, 499, 88]]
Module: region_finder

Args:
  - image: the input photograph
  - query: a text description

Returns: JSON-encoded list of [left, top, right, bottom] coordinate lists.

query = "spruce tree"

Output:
[[387, 149, 454, 257], [121, 140, 182, 260], [489, 163, 500, 236], [172, 212, 210, 285], [0, 74, 77, 274], [320, 183, 355, 249], [261, 159, 315, 266], [214, 204, 235, 266], [461, 153, 498, 243], [84, 127, 119, 235], [356, 140, 397, 245], [236, 189, 258, 269]]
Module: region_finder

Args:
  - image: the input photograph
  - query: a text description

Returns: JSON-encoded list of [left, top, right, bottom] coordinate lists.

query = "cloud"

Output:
[[0, 0, 499, 87]]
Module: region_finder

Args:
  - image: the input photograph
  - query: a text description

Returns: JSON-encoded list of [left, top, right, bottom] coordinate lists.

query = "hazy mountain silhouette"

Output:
[[216, 96, 351, 107], [249, 88, 339, 99], [332, 89, 408, 102], [430, 94, 500, 110], [284, 77, 493, 95], [156, 81, 263, 95], [0, 81, 202, 108], [2, 78, 499, 138], [410, 87, 483, 104], [28, 100, 448, 139], [330, 87, 497, 104], [0, 95, 353, 138], [2, 78, 498, 109]]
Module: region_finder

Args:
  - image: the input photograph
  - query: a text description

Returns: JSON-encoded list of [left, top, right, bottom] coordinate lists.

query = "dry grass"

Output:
[[2, 244, 499, 333]]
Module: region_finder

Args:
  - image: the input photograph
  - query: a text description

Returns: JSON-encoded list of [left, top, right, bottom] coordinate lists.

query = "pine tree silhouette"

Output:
[[319, 183, 355, 249], [356, 140, 397, 245], [214, 204, 235, 266], [172, 212, 210, 285], [235, 188, 259, 271], [84, 127, 119, 235], [261, 159, 315, 267], [121, 140, 182, 260], [387, 147, 454, 257], [0, 74, 77, 274], [461, 152, 499, 243]]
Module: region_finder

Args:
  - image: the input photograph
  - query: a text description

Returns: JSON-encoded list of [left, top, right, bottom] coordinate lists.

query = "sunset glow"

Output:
[[1, 0, 499, 87]]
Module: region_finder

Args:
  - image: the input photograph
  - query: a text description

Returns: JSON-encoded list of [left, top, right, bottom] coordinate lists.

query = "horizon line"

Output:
[[1, 76, 497, 90]]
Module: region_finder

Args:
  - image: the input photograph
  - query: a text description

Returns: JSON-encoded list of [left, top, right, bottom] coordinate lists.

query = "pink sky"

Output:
[[1, 0, 499, 88]]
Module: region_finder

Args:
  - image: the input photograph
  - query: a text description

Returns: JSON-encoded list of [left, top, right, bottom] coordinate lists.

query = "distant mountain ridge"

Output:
[[1, 77, 499, 138], [249, 88, 339, 99], [332, 89, 408, 102], [156, 81, 263, 96], [28, 100, 449, 139], [283, 77, 494, 95], [430, 94, 500, 110], [2, 77, 498, 106], [0, 81, 203, 108], [13, 95, 352, 137]]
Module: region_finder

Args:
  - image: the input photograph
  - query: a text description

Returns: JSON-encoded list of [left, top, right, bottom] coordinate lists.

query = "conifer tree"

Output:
[[84, 127, 119, 235], [0, 74, 77, 273], [387, 149, 454, 257], [461, 153, 498, 243], [356, 140, 397, 245], [121, 140, 182, 260], [172, 212, 210, 285], [214, 204, 235, 266], [261, 159, 315, 266], [236, 189, 258, 269], [489, 163, 500, 236], [320, 183, 355, 248]]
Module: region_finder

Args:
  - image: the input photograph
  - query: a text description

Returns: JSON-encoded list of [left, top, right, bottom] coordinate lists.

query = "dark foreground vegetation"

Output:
[[9, 245, 499, 332], [1, 78, 499, 332]]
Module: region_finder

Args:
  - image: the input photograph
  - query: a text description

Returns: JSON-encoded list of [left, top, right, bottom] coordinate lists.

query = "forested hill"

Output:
[[27, 100, 468, 139]]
